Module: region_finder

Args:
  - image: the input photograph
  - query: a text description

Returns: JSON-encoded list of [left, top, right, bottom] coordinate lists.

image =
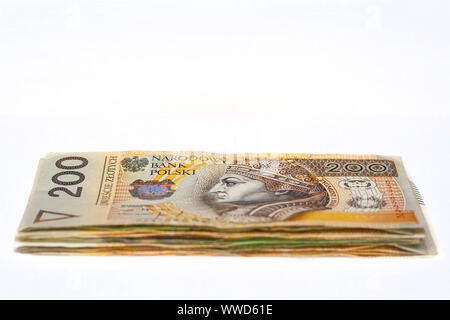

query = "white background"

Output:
[[0, 0, 449, 299]]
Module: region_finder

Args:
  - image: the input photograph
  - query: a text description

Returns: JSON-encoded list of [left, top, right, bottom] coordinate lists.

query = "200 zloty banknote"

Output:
[[15, 152, 437, 256]]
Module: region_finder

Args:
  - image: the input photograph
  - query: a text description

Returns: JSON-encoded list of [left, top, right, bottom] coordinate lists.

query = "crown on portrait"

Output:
[[225, 159, 318, 193]]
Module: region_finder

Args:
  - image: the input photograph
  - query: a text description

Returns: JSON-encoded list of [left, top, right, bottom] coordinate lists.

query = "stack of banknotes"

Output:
[[15, 151, 437, 257]]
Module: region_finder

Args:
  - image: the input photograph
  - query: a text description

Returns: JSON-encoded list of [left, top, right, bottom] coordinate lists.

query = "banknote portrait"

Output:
[[206, 160, 331, 222]]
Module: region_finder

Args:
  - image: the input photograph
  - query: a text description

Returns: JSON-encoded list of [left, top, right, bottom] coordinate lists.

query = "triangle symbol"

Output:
[[34, 210, 79, 223]]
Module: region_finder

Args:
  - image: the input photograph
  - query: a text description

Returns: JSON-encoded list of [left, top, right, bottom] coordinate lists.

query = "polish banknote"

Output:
[[15, 151, 437, 256]]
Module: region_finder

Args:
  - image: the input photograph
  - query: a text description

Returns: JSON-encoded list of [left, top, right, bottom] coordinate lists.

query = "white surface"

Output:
[[0, 0, 449, 299]]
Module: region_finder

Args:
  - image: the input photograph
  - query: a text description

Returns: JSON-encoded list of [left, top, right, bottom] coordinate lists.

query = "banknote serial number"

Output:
[[177, 304, 272, 318], [48, 157, 88, 198]]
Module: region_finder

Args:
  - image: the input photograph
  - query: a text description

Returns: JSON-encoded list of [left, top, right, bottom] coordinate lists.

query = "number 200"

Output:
[[48, 157, 88, 198]]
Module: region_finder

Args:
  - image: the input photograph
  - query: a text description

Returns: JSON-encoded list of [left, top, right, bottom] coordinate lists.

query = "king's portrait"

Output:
[[207, 159, 331, 222]]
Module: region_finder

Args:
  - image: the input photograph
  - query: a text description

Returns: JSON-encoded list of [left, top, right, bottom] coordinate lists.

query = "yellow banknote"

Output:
[[15, 151, 437, 256]]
